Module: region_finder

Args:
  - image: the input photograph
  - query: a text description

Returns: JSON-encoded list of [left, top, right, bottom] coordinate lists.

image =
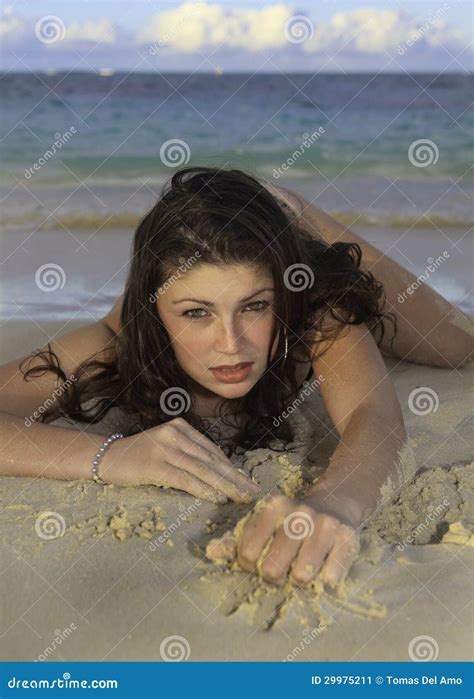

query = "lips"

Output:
[[210, 362, 254, 383], [211, 362, 251, 371]]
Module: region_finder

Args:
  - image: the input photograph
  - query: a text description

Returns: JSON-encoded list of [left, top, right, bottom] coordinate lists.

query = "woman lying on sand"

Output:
[[1, 166, 472, 588]]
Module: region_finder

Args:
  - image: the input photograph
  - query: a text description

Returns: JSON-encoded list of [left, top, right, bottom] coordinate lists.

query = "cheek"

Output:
[[172, 325, 207, 363], [270, 330, 281, 361], [244, 314, 276, 348]]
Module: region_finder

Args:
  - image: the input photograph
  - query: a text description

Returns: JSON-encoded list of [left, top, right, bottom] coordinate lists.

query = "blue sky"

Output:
[[1, 1, 473, 72]]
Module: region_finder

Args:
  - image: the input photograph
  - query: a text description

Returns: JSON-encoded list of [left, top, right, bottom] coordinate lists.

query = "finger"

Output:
[[319, 527, 360, 588], [169, 434, 260, 495], [258, 525, 302, 583], [156, 462, 228, 504], [168, 448, 253, 502], [172, 419, 234, 463], [289, 516, 336, 585], [237, 497, 290, 572]]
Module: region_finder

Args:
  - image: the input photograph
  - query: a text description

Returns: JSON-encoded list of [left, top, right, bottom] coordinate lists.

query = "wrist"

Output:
[[90, 432, 125, 484], [303, 483, 366, 530]]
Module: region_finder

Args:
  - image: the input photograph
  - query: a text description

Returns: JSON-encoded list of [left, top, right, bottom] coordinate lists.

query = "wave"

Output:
[[326, 212, 474, 230], [0, 213, 142, 231], [1, 210, 472, 232]]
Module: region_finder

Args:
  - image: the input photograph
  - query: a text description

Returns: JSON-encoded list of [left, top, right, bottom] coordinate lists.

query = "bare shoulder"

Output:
[[102, 293, 124, 335], [0, 320, 117, 419]]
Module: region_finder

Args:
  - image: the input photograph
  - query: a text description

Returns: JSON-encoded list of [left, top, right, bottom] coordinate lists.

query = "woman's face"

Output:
[[155, 263, 281, 401]]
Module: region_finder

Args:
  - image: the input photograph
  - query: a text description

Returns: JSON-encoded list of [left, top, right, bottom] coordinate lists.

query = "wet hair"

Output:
[[20, 166, 396, 456]]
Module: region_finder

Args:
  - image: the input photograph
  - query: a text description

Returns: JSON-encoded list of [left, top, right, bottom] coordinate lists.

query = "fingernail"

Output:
[[215, 493, 228, 504]]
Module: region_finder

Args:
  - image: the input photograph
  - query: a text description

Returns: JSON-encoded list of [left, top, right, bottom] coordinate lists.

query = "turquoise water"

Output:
[[1, 71, 473, 185], [0, 71, 472, 321]]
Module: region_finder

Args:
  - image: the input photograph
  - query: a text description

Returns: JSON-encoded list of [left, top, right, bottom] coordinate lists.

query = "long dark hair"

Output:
[[20, 166, 396, 456]]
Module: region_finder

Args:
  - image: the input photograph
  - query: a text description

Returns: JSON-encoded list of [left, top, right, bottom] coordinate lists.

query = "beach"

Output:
[[1, 70, 473, 662], [1, 334, 473, 661]]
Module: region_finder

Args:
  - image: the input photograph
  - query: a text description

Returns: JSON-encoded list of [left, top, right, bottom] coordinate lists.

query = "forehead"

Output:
[[164, 263, 273, 298]]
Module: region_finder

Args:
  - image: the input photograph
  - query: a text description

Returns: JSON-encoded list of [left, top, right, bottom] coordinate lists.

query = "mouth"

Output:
[[210, 362, 254, 384], [211, 362, 252, 370]]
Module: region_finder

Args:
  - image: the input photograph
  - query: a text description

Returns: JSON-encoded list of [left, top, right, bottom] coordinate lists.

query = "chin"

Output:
[[217, 375, 261, 395], [213, 383, 248, 396]]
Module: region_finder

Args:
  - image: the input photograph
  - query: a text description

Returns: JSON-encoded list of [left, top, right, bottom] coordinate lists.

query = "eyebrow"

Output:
[[172, 287, 275, 306]]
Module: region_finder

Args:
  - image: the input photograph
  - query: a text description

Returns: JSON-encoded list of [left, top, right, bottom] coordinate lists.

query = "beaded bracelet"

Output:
[[91, 432, 124, 484]]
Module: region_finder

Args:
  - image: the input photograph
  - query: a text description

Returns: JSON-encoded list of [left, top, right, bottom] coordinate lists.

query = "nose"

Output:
[[214, 318, 244, 354]]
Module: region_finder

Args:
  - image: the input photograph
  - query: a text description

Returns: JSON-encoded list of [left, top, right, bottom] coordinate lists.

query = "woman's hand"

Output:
[[231, 494, 360, 587], [98, 416, 261, 504]]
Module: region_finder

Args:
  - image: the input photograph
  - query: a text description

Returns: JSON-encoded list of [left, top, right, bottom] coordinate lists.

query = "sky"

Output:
[[1, 0, 472, 72]]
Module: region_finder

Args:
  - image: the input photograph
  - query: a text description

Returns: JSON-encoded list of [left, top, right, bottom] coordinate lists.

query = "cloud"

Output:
[[302, 6, 468, 55], [0, 5, 27, 41], [0, 7, 117, 46], [0, 3, 471, 70], [64, 19, 116, 45], [136, 3, 470, 57], [137, 2, 293, 52]]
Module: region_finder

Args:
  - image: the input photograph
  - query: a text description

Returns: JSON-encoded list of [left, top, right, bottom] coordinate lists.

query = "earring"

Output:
[[283, 328, 288, 363]]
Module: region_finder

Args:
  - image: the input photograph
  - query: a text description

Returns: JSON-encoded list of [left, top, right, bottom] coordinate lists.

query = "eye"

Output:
[[245, 301, 269, 313], [182, 308, 208, 319], [182, 300, 270, 320]]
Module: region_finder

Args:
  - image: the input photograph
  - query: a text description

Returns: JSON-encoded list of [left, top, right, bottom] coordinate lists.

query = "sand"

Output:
[[1, 325, 473, 660]]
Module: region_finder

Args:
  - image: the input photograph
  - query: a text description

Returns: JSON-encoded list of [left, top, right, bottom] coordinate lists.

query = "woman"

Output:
[[0, 166, 471, 589]]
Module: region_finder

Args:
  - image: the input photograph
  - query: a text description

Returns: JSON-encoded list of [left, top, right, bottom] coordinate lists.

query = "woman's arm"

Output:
[[0, 320, 116, 419], [269, 183, 473, 368], [213, 320, 417, 587], [0, 411, 111, 480], [0, 319, 117, 478], [303, 321, 417, 529]]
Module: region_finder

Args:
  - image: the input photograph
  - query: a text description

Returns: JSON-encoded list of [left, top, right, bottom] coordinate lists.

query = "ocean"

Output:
[[0, 71, 472, 321]]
